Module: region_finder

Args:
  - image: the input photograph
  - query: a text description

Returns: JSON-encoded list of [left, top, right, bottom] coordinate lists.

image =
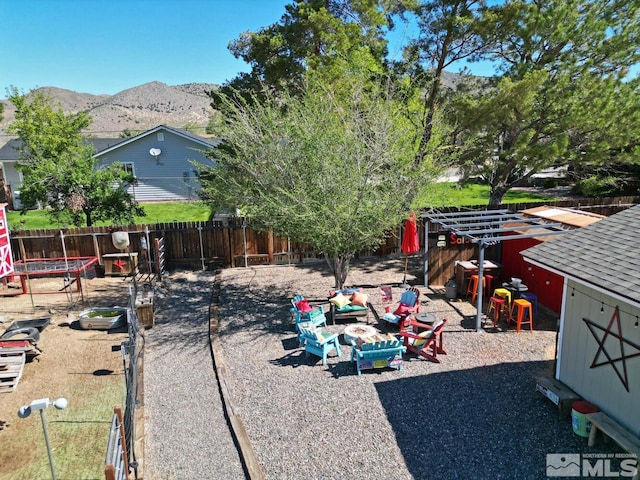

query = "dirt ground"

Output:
[[0, 275, 131, 476]]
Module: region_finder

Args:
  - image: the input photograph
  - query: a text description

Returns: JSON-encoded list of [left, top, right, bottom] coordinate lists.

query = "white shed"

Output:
[[522, 204, 640, 437]]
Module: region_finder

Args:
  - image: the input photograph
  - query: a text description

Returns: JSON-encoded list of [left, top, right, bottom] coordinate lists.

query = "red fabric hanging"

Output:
[[401, 212, 420, 255]]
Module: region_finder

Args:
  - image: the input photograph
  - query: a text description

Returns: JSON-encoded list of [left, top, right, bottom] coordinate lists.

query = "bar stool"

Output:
[[520, 292, 538, 319], [487, 296, 508, 328], [484, 274, 495, 299], [466, 274, 486, 303], [492, 287, 512, 309], [508, 298, 534, 333]]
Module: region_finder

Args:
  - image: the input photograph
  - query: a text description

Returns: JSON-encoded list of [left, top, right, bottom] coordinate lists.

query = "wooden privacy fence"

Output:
[[8, 196, 639, 286], [8, 219, 402, 272]]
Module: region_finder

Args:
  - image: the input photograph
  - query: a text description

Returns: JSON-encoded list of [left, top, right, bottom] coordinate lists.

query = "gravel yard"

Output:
[[143, 258, 621, 479]]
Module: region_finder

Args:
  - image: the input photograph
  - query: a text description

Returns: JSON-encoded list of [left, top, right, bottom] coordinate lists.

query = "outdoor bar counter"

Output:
[[455, 260, 501, 297]]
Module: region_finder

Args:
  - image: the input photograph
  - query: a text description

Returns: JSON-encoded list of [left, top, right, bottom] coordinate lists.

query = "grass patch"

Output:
[[5, 184, 557, 230], [0, 373, 124, 480], [415, 182, 556, 207], [7, 201, 212, 230]]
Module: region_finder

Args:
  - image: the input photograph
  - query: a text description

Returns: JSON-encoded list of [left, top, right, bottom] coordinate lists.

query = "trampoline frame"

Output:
[[10, 256, 99, 295]]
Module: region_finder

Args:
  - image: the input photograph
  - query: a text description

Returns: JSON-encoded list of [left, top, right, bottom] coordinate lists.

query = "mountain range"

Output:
[[0, 72, 478, 144], [0, 81, 219, 140]]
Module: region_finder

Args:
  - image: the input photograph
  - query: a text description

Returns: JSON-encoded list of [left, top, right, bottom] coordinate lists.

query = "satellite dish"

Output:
[[149, 148, 161, 158]]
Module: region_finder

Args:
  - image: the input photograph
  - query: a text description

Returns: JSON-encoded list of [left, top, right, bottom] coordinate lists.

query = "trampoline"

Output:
[[10, 256, 99, 295]]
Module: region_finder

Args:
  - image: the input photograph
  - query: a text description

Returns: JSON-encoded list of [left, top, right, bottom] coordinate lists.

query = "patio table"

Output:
[[501, 282, 528, 300]]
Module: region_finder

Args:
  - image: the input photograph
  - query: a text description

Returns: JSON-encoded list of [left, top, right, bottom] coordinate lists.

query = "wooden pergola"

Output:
[[421, 209, 569, 331]]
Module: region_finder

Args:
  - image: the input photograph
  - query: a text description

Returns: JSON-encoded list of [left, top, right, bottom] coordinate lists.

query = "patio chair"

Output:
[[298, 326, 341, 366], [350, 335, 405, 375], [398, 318, 447, 363], [290, 295, 327, 332], [383, 287, 421, 325]]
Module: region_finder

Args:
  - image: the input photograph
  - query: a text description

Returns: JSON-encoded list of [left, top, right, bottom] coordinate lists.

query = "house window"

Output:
[[123, 162, 135, 177], [157, 132, 164, 142]]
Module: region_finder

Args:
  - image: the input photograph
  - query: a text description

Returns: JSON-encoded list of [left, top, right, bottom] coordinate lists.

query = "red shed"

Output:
[[501, 206, 605, 314]]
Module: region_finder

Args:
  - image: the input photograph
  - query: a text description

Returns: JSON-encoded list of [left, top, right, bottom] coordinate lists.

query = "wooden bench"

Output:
[[350, 338, 405, 375], [233, 254, 270, 267], [330, 303, 370, 325], [534, 376, 582, 419], [587, 412, 640, 480]]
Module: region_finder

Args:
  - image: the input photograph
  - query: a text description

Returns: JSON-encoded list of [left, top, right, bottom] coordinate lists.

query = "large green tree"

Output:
[[450, 0, 640, 205], [199, 77, 439, 288], [390, 0, 488, 166], [7, 88, 144, 226], [208, 0, 390, 109]]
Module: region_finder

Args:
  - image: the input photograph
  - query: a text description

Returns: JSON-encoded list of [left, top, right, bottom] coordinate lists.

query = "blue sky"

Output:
[[0, 0, 485, 97], [1, 1, 635, 98], [0, 0, 296, 95]]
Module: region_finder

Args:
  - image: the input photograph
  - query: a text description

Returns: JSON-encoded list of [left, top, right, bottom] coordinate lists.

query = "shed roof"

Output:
[[519, 206, 605, 228], [521, 204, 640, 306]]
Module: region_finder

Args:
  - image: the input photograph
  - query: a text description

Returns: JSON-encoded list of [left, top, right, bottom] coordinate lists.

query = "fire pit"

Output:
[[343, 324, 378, 345]]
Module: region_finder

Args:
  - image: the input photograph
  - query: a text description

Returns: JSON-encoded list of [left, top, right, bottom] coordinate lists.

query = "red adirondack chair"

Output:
[[385, 287, 421, 325], [398, 318, 447, 363]]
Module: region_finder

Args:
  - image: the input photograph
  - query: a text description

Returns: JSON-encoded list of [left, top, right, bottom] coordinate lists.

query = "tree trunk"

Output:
[[413, 2, 459, 167], [326, 254, 351, 289], [488, 184, 509, 207]]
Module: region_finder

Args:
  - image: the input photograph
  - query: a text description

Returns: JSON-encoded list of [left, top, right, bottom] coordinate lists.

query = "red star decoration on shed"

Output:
[[582, 306, 640, 392], [113, 258, 127, 271]]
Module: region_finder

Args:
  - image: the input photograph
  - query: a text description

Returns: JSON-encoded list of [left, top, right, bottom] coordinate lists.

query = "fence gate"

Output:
[[105, 405, 129, 480]]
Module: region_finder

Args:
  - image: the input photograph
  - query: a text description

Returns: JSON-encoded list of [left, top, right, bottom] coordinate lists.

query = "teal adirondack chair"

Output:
[[291, 295, 327, 332], [350, 338, 405, 375], [298, 327, 341, 366]]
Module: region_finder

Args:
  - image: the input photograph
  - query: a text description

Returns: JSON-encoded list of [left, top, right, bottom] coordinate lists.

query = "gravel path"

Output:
[[143, 271, 245, 480], [144, 258, 620, 479]]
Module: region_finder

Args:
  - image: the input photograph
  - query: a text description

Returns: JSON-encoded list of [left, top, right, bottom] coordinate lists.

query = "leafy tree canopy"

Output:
[[208, 0, 391, 111], [7, 87, 144, 227], [448, 0, 640, 205], [198, 76, 440, 288]]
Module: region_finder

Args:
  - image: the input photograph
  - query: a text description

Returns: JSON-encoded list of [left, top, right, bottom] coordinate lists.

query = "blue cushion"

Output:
[[383, 312, 401, 323]]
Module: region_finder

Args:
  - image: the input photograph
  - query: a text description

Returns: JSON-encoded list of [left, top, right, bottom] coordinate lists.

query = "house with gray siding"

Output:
[[521, 204, 640, 437], [93, 125, 218, 202], [0, 125, 218, 207]]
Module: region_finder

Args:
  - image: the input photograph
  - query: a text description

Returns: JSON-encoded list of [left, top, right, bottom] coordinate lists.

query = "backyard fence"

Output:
[[8, 196, 639, 287], [105, 406, 130, 480], [7, 219, 402, 271], [107, 283, 144, 480]]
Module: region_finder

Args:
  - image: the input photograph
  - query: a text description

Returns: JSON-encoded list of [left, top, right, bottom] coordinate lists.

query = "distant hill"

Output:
[[0, 73, 485, 143], [0, 81, 218, 139]]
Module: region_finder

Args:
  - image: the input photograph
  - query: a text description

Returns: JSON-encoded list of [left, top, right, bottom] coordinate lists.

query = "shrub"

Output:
[[571, 176, 619, 197]]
